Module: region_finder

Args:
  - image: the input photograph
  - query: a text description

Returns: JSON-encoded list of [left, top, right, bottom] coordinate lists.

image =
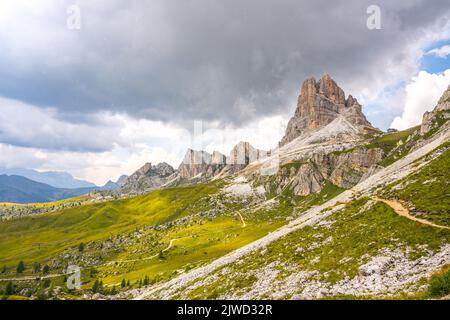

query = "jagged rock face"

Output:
[[116, 175, 128, 186], [121, 162, 175, 193], [328, 148, 384, 188], [178, 149, 223, 179], [182, 149, 211, 165], [211, 151, 226, 165], [421, 84, 450, 135], [256, 147, 383, 196], [177, 143, 268, 180], [227, 142, 268, 166], [280, 74, 373, 146], [276, 162, 325, 196], [153, 162, 176, 177]]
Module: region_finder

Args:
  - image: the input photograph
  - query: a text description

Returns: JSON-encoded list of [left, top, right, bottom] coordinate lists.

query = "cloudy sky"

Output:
[[0, 0, 450, 185]]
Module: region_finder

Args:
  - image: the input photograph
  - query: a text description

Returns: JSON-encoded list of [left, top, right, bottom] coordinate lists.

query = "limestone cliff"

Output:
[[120, 162, 175, 194], [280, 74, 373, 146]]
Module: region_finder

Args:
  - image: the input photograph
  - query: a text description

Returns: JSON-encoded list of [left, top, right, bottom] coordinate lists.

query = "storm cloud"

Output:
[[1, 0, 449, 128]]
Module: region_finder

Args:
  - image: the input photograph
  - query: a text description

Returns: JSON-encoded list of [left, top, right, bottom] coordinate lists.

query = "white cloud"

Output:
[[426, 44, 450, 58], [0, 97, 121, 152], [390, 70, 450, 130], [0, 97, 287, 185]]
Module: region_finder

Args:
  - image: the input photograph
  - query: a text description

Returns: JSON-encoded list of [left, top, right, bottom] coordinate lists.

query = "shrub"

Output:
[[16, 261, 25, 273], [428, 269, 450, 297]]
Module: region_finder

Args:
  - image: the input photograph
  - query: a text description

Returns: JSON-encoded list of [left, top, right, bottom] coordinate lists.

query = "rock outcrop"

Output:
[[257, 146, 383, 197], [177, 142, 269, 180], [120, 162, 175, 193], [177, 149, 224, 179], [280, 74, 373, 146], [421, 84, 450, 135]]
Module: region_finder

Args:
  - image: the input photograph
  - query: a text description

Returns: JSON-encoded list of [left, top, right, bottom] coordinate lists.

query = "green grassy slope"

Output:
[[177, 198, 449, 299], [0, 177, 345, 296], [0, 183, 220, 266], [381, 144, 450, 227], [366, 126, 419, 166]]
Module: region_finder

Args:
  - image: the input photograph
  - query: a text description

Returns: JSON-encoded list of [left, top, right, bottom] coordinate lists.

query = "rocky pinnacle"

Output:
[[280, 74, 373, 146]]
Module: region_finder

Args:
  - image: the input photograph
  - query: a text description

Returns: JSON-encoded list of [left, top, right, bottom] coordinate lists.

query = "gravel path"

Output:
[[374, 197, 450, 230]]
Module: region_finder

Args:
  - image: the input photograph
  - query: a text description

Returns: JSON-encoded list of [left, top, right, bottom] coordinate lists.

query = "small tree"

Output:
[[16, 261, 25, 273], [143, 275, 149, 286], [89, 268, 97, 278], [32, 262, 41, 274], [428, 270, 450, 297], [42, 265, 50, 274], [111, 286, 117, 295], [121, 278, 126, 288], [92, 279, 100, 293], [43, 279, 51, 289], [78, 242, 85, 252], [126, 280, 130, 287], [1, 265, 6, 274], [5, 281, 14, 295]]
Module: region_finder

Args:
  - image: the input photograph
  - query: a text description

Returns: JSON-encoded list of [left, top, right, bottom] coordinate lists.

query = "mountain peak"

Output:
[[281, 74, 373, 146]]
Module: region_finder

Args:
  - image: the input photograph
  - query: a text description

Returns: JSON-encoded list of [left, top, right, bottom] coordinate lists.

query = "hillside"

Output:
[[136, 135, 449, 299], [0, 76, 448, 300]]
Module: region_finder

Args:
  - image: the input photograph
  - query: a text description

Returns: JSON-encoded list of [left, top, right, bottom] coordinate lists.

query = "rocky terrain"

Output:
[[280, 74, 375, 146], [0, 76, 449, 301], [128, 113, 450, 300], [120, 162, 175, 194], [120, 76, 388, 198], [121, 80, 450, 300]]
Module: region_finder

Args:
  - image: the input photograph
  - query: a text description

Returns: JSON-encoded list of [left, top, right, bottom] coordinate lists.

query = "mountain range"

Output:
[[0, 171, 127, 203], [118, 74, 383, 196], [0, 175, 94, 203], [0, 167, 96, 189], [0, 74, 448, 300]]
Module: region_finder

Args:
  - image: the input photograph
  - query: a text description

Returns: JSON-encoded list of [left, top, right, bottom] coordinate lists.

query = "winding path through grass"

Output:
[[374, 197, 450, 230], [236, 211, 246, 227]]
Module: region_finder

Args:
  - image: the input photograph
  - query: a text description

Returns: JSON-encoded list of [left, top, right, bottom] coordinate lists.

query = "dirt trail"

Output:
[[236, 211, 246, 227], [374, 197, 450, 230]]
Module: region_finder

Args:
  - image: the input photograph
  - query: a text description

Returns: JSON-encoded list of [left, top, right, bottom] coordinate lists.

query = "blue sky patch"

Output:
[[420, 40, 450, 74]]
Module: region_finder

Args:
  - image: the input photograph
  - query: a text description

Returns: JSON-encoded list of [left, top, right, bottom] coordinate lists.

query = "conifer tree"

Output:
[[16, 261, 25, 273]]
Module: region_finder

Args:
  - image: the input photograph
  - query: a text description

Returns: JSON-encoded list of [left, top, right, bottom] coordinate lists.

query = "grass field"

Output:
[[381, 144, 450, 227], [0, 194, 89, 208], [0, 174, 347, 296], [366, 126, 419, 166], [0, 182, 221, 268]]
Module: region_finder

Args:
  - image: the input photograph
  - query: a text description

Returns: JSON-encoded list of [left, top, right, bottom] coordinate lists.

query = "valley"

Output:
[[0, 75, 449, 300]]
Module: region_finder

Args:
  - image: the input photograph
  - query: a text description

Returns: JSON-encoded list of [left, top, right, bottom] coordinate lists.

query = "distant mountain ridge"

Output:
[[0, 174, 93, 203], [0, 167, 96, 189], [101, 175, 128, 190]]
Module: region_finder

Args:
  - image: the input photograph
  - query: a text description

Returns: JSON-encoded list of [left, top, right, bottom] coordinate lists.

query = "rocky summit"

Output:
[[177, 142, 269, 180], [280, 74, 374, 146], [120, 162, 175, 194]]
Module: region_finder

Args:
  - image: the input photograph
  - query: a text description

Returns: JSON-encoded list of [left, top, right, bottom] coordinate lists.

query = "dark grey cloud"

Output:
[[0, 0, 449, 128]]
